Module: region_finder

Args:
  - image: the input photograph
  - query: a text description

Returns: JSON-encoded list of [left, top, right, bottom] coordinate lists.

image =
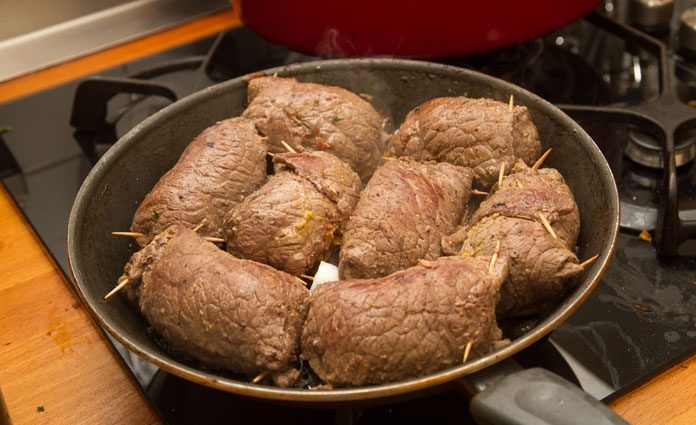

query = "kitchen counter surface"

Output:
[[0, 8, 694, 425]]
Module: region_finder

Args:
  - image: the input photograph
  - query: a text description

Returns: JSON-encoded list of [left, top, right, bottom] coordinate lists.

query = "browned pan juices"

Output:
[[67, 59, 619, 404]]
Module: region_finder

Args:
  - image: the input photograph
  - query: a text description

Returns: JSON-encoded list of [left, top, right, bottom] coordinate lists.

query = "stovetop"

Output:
[[2, 1, 696, 423]]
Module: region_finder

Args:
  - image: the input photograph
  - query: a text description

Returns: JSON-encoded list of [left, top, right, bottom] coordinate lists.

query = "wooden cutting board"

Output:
[[0, 186, 160, 424]]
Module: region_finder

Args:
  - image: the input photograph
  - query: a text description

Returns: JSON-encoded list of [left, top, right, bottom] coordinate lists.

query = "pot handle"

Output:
[[460, 359, 628, 425]]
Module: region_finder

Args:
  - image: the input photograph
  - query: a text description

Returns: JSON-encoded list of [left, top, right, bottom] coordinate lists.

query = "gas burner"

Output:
[[559, 11, 696, 257], [628, 0, 675, 33], [678, 6, 696, 55], [626, 126, 696, 168], [457, 39, 612, 105]]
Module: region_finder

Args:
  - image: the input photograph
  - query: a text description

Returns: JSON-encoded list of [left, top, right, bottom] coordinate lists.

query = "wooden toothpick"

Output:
[[579, 254, 600, 269], [498, 161, 506, 187], [280, 140, 296, 153], [537, 212, 557, 240], [113, 230, 224, 244], [112, 231, 146, 238], [104, 276, 130, 300], [251, 370, 270, 384], [488, 241, 501, 273], [463, 340, 473, 363], [532, 148, 552, 170]]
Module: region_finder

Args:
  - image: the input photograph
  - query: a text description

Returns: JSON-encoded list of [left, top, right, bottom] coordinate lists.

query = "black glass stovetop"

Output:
[[2, 6, 696, 424]]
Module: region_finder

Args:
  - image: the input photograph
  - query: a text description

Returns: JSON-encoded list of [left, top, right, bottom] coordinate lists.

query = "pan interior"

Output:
[[67, 59, 618, 403]]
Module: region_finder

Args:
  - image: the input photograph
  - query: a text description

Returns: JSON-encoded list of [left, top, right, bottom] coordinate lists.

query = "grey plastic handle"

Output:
[[469, 368, 629, 425]]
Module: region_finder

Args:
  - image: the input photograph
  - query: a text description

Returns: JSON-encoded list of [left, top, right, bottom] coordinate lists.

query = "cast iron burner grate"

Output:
[[558, 11, 696, 257], [70, 30, 309, 163]]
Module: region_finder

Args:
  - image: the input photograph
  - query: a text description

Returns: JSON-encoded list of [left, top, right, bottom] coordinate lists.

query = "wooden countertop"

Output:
[[0, 8, 694, 424]]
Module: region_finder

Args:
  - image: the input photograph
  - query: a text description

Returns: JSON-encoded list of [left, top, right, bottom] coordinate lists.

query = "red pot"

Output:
[[240, 0, 602, 58]]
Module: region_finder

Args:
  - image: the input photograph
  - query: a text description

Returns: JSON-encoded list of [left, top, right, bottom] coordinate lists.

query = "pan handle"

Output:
[[458, 358, 628, 425]]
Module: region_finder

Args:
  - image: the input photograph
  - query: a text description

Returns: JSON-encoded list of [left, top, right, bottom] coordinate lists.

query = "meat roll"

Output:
[[444, 160, 582, 317], [243, 76, 387, 182], [225, 151, 361, 276], [339, 159, 472, 280], [130, 117, 267, 246], [126, 225, 309, 387], [386, 97, 541, 189], [470, 159, 580, 246], [302, 255, 508, 387]]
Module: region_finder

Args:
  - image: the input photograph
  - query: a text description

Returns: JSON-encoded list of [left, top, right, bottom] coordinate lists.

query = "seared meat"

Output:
[[470, 160, 580, 247], [243, 76, 386, 182], [339, 159, 472, 280], [131, 117, 267, 246], [120, 225, 181, 300], [445, 160, 582, 317], [386, 97, 541, 189], [225, 151, 361, 276], [273, 150, 362, 221], [135, 226, 309, 387], [302, 255, 508, 387], [459, 216, 581, 317]]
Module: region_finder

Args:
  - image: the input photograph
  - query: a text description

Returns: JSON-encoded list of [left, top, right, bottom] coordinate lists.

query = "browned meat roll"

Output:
[[386, 97, 541, 189], [130, 117, 267, 246], [301, 255, 508, 387], [470, 159, 580, 246], [444, 160, 581, 317], [224, 151, 361, 276], [338, 159, 472, 280], [124, 225, 309, 387], [243, 76, 387, 182]]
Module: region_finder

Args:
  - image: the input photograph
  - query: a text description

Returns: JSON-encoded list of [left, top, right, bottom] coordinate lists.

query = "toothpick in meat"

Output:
[[112, 231, 224, 244], [462, 340, 473, 363], [112, 231, 146, 238], [418, 259, 434, 269], [498, 161, 506, 187], [104, 276, 130, 300], [251, 370, 270, 384], [579, 253, 600, 269], [488, 241, 501, 273], [294, 277, 310, 287], [280, 140, 296, 153], [532, 148, 552, 170], [301, 274, 315, 281], [508, 94, 514, 113], [472, 189, 489, 196], [537, 212, 557, 240]]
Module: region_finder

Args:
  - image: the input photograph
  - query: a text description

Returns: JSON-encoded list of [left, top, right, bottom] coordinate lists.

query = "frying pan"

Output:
[[67, 59, 623, 424], [240, 0, 602, 58]]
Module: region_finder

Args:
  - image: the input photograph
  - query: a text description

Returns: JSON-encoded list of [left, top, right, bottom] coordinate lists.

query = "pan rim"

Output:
[[67, 57, 620, 403]]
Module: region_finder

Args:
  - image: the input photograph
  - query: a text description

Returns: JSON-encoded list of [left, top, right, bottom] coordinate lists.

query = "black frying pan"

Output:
[[67, 59, 624, 424]]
